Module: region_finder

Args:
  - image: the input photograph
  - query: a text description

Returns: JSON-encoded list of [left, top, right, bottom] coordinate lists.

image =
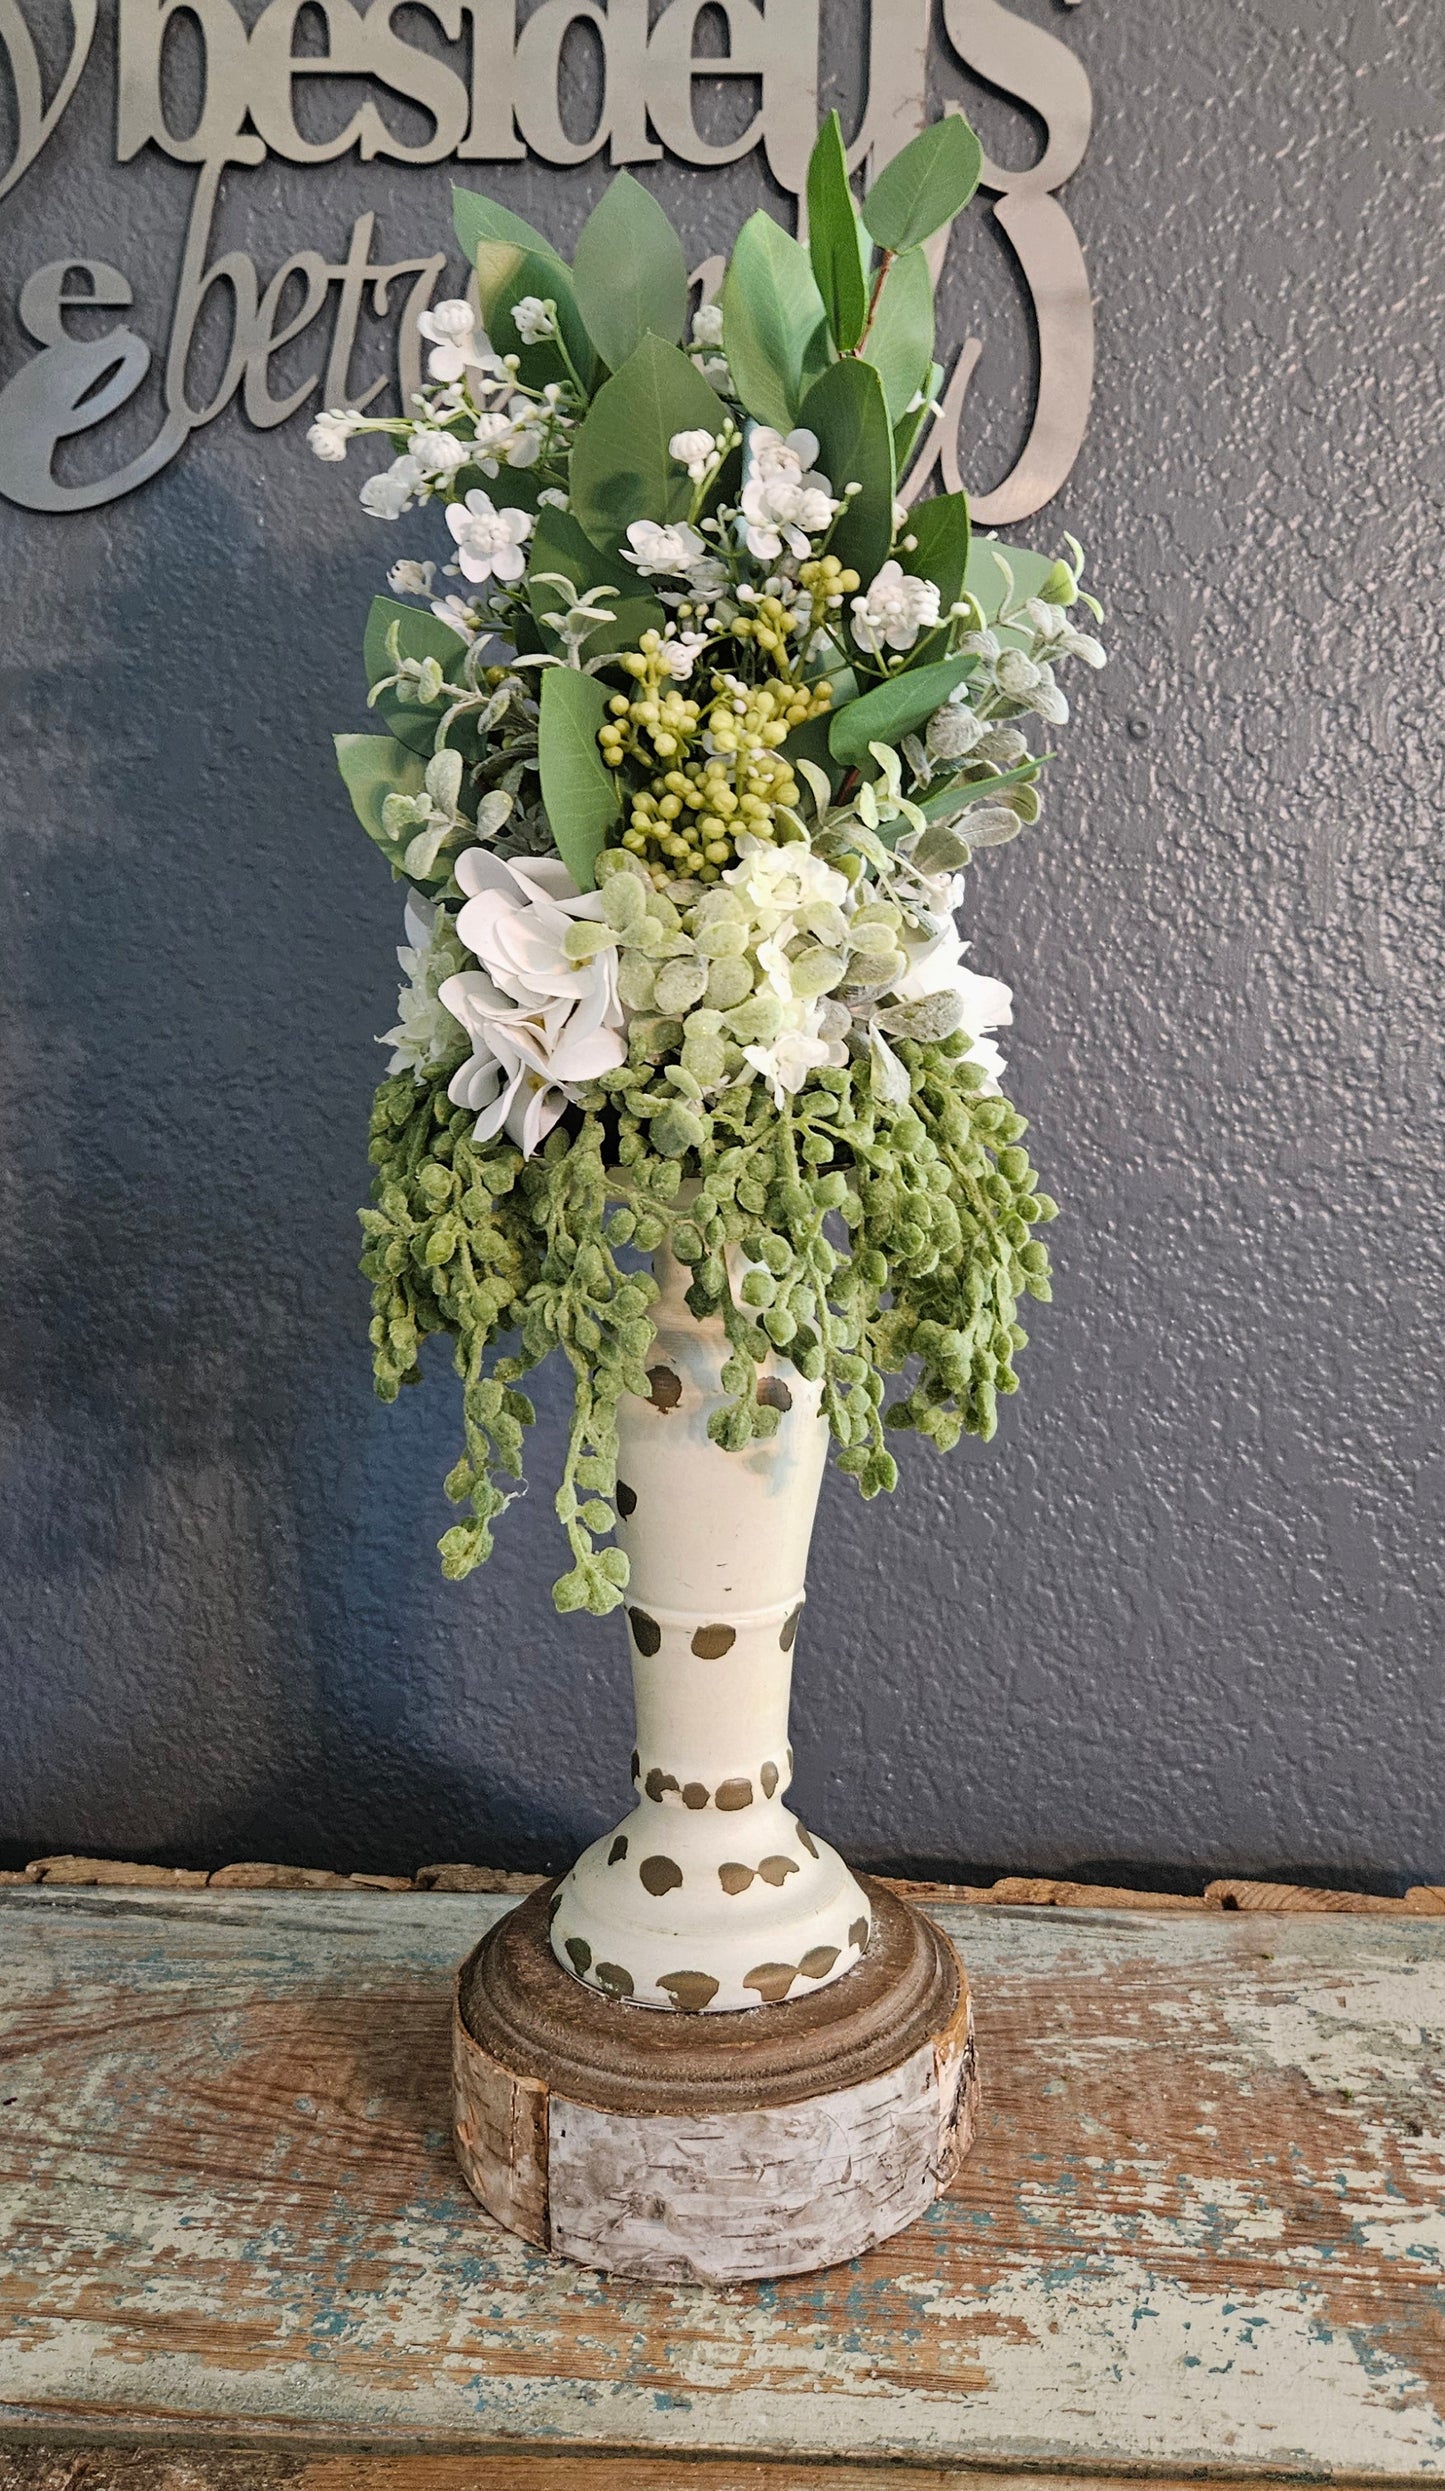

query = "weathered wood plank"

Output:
[[0, 1888, 1441, 2478], [3, 2459, 1426, 2491]]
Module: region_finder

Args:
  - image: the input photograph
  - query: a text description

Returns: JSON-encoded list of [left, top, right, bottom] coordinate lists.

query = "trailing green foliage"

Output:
[[362, 1036, 1057, 1614]]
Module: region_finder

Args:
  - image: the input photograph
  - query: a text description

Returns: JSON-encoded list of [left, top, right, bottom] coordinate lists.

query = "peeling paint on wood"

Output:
[[0, 1888, 1440, 2476]]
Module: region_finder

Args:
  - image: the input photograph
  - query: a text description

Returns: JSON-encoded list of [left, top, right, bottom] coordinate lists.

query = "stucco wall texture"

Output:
[[1, 0, 1441, 1888]]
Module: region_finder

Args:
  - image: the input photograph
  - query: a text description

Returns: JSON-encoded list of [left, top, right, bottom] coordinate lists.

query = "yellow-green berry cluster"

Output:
[[596, 630, 832, 884]]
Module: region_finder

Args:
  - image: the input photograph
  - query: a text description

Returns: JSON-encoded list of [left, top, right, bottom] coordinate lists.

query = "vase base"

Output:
[[452, 1876, 978, 2282]]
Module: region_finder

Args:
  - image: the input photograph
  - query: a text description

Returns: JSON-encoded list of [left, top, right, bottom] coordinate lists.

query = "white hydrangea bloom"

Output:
[[440, 853, 626, 1158], [623, 518, 710, 576], [511, 295, 557, 343], [850, 559, 941, 653], [445, 491, 533, 585], [742, 1000, 847, 1109], [891, 918, 1013, 1092], [379, 896, 468, 1076], [723, 834, 849, 928]]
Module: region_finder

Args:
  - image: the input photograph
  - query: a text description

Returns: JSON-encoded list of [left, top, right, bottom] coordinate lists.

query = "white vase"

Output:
[[549, 1239, 873, 2013]]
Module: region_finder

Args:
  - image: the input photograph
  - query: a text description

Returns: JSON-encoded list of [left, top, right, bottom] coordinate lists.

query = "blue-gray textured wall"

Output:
[[2, 0, 1441, 1886]]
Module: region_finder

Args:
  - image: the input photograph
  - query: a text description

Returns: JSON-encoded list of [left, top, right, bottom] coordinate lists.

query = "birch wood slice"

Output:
[[452, 1876, 978, 2283]]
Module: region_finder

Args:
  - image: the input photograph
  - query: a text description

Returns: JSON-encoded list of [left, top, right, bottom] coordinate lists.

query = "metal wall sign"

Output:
[[0, 0, 1094, 519]]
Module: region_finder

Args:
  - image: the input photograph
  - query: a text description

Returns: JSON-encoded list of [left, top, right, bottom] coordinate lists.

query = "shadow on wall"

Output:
[[0, 450, 633, 1874]]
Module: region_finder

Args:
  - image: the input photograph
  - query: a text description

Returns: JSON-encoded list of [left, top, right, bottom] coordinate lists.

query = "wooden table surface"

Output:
[[0, 1884, 1441, 2486]]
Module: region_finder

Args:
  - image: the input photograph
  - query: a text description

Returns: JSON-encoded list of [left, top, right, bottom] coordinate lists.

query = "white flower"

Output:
[[308, 408, 363, 461], [379, 896, 467, 1077], [669, 427, 716, 481], [388, 558, 436, 597], [439, 853, 626, 1157], [738, 427, 838, 561], [417, 299, 502, 385], [747, 426, 819, 482], [691, 302, 724, 349], [850, 560, 941, 653], [657, 629, 710, 679], [408, 426, 469, 479], [622, 518, 709, 576], [430, 592, 484, 638], [512, 295, 557, 343], [360, 455, 424, 521], [891, 918, 1013, 1092], [468, 399, 545, 474], [741, 999, 846, 1108], [445, 491, 533, 585], [724, 834, 849, 927]]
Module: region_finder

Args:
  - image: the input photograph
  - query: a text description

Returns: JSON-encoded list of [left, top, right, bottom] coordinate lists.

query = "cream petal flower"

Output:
[[440, 852, 626, 1156]]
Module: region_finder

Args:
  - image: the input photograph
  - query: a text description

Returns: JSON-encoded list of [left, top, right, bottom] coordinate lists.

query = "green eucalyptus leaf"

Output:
[[537, 667, 618, 891], [797, 356, 894, 583], [568, 334, 729, 550], [335, 733, 428, 871], [719, 211, 832, 431], [806, 110, 869, 350], [900, 489, 971, 613], [363, 597, 468, 755], [828, 655, 974, 766], [861, 113, 983, 253], [891, 357, 942, 477], [473, 239, 596, 394], [860, 244, 934, 423], [572, 172, 689, 372], [452, 187, 564, 273]]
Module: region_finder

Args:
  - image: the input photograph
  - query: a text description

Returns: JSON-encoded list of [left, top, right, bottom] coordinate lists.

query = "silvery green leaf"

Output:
[[903, 733, 932, 785], [798, 900, 850, 948], [602, 871, 647, 932], [875, 991, 965, 1041], [869, 1026, 911, 1107], [475, 789, 514, 835], [402, 822, 449, 877], [617, 954, 658, 1012], [794, 757, 834, 820], [562, 920, 617, 962], [790, 946, 847, 997], [654, 955, 710, 1015], [957, 806, 1022, 848], [382, 790, 427, 835], [912, 821, 973, 875], [426, 747, 464, 808]]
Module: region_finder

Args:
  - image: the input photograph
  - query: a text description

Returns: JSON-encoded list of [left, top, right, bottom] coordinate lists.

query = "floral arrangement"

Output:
[[313, 111, 1105, 1615]]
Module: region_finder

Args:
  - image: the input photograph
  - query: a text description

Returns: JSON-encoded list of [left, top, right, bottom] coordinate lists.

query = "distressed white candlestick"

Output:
[[548, 1238, 872, 2013]]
